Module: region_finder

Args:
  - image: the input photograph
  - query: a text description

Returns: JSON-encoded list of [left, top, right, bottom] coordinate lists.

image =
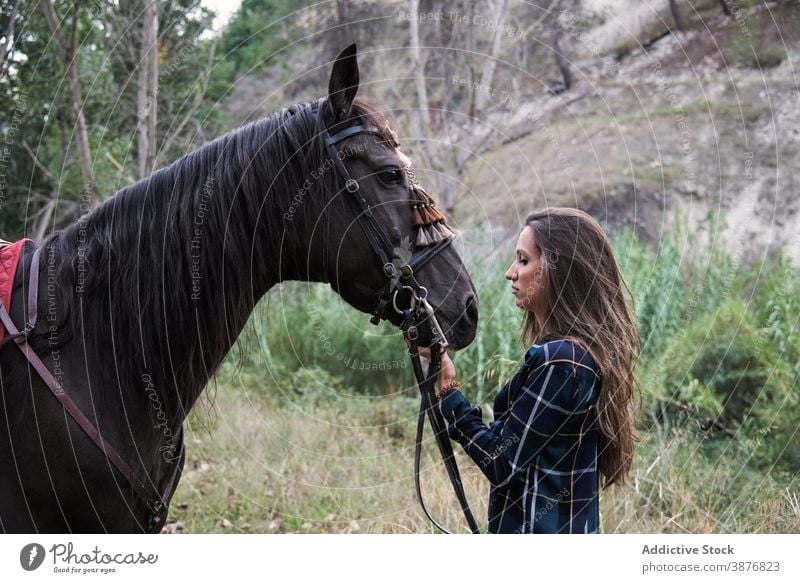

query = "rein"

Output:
[[321, 117, 480, 534]]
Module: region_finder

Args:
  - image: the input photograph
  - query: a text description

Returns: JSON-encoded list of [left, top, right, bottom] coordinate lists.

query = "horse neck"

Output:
[[54, 112, 326, 421]]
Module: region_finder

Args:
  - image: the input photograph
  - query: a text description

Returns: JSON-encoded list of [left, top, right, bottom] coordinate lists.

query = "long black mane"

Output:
[[35, 98, 397, 421]]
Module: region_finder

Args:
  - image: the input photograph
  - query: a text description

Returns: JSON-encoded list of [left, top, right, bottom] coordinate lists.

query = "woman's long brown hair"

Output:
[[520, 207, 640, 488]]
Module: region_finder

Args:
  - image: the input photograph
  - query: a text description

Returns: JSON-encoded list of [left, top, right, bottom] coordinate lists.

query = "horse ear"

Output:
[[326, 43, 360, 126]]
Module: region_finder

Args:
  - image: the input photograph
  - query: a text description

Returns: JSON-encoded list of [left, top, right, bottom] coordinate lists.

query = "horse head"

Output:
[[311, 44, 478, 350]]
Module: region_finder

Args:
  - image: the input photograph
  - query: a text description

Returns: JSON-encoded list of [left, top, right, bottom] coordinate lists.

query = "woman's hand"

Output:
[[404, 339, 457, 388], [437, 351, 457, 388]]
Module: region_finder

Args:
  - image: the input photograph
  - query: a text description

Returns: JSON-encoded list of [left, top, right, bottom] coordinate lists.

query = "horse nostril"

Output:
[[465, 295, 478, 322]]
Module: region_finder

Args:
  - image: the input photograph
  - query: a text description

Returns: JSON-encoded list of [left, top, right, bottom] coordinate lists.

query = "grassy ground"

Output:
[[168, 386, 798, 534]]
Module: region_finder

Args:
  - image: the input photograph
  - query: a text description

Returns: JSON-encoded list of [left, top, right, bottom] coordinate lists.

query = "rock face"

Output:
[[456, 1, 800, 266], [581, 0, 722, 57]]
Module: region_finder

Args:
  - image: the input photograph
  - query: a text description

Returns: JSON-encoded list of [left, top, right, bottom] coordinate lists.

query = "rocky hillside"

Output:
[[454, 0, 799, 266]]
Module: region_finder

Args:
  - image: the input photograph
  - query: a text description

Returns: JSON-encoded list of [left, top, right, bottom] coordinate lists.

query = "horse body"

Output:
[[0, 46, 478, 532]]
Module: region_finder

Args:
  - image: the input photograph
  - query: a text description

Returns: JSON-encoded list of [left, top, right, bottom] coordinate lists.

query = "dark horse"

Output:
[[0, 46, 478, 533]]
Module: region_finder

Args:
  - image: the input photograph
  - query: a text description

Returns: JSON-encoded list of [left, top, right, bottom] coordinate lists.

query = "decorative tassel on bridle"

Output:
[[406, 165, 457, 247]]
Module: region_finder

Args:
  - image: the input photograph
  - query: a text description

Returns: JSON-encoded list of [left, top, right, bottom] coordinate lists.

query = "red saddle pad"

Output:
[[0, 239, 32, 335]]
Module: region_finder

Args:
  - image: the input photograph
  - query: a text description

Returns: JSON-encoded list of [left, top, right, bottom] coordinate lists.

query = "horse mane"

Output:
[[37, 97, 399, 417]]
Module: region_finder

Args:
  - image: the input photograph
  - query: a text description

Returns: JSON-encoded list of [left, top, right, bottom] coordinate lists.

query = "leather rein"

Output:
[[322, 119, 480, 534]]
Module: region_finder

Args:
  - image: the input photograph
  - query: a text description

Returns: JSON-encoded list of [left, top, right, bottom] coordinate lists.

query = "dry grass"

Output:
[[168, 386, 488, 533], [167, 383, 797, 534]]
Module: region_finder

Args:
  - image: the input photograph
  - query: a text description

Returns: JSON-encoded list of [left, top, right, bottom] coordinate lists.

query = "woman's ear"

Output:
[[326, 43, 360, 127]]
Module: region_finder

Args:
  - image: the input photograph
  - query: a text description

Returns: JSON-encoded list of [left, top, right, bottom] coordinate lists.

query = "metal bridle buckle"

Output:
[[392, 285, 417, 315], [345, 179, 359, 193], [416, 291, 449, 350]]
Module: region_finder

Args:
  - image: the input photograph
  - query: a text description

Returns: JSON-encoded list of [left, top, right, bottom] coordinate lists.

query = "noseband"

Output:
[[321, 116, 480, 534]]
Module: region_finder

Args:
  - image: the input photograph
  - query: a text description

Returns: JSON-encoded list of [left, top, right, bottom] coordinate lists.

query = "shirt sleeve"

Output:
[[437, 361, 578, 487]]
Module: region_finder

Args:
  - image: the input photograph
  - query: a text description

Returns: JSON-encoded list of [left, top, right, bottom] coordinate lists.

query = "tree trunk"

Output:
[[407, 0, 456, 211], [39, 0, 98, 206], [33, 193, 58, 240], [336, 0, 353, 46], [669, 0, 687, 31], [155, 38, 218, 167], [718, 0, 732, 16], [552, 23, 572, 92], [409, 0, 429, 117], [467, 0, 476, 120], [138, 0, 159, 179], [474, 0, 509, 113]]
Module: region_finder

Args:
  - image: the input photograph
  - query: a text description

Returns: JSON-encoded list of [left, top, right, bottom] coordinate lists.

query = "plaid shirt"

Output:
[[438, 339, 600, 534]]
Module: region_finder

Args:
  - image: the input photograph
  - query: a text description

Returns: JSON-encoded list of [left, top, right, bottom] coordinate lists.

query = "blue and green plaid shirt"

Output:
[[438, 338, 600, 534]]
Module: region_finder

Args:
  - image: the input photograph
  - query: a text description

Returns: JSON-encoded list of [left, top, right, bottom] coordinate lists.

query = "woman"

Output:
[[429, 207, 639, 534]]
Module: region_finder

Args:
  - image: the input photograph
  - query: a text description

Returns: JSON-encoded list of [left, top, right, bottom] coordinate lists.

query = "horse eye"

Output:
[[377, 168, 403, 185]]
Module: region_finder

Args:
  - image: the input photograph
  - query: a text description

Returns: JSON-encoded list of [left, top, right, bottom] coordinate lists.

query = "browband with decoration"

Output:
[[405, 165, 457, 247]]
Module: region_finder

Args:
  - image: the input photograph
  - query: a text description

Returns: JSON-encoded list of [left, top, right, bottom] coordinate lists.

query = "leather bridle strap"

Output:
[[324, 125, 395, 268], [322, 122, 455, 326], [406, 310, 480, 534], [322, 115, 478, 533], [0, 244, 172, 529]]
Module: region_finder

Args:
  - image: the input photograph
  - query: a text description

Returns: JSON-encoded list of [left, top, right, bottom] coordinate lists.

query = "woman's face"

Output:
[[505, 225, 546, 317]]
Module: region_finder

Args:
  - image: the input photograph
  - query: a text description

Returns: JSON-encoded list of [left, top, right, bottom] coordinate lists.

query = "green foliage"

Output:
[[219, 0, 302, 77], [662, 297, 773, 424], [0, 0, 229, 238], [726, 1, 786, 70]]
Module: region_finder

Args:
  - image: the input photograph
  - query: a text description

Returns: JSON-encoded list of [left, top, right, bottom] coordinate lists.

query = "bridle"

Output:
[[321, 114, 480, 534], [322, 122, 452, 329]]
